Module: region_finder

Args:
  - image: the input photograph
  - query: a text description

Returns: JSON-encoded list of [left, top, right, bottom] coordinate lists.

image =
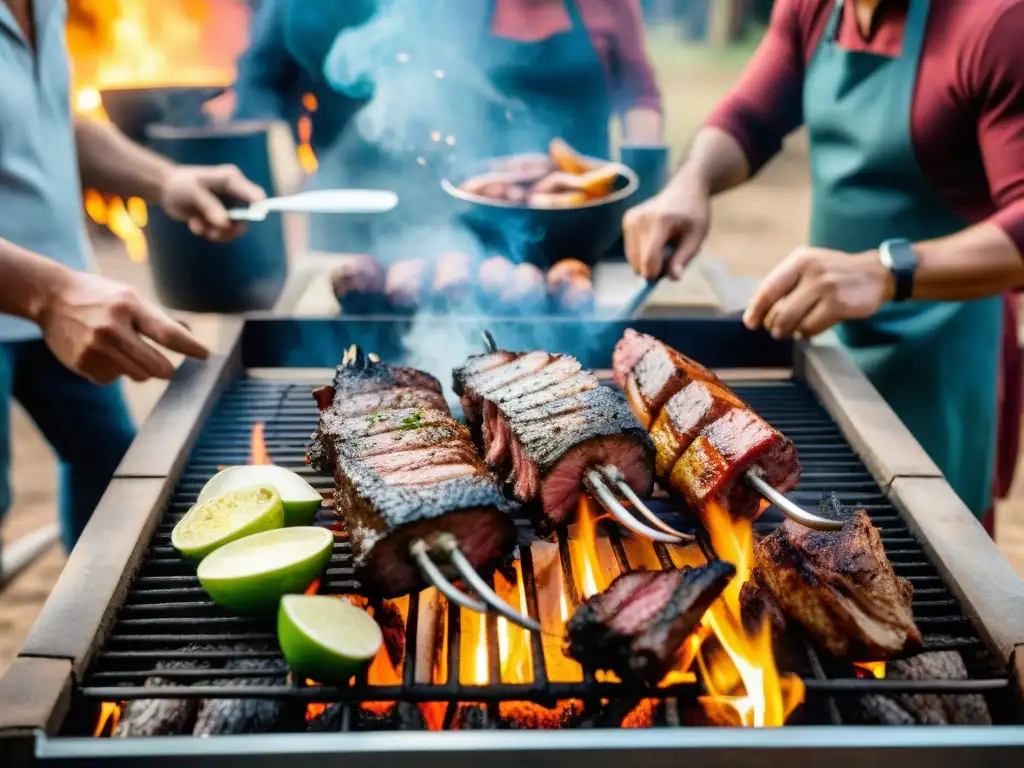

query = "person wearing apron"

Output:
[[622, 0, 1024, 522]]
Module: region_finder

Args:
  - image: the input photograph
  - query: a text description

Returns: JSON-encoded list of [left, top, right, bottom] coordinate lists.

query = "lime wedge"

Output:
[[172, 486, 284, 561], [197, 527, 334, 616], [277, 595, 383, 685], [198, 465, 322, 526]]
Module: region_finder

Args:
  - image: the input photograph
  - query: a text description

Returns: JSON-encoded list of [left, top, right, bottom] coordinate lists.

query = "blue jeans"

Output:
[[0, 340, 136, 552]]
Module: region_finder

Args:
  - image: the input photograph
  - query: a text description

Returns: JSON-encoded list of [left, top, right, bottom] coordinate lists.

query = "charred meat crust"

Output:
[[753, 493, 922, 660], [565, 561, 736, 684], [309, 358, 517, 597]]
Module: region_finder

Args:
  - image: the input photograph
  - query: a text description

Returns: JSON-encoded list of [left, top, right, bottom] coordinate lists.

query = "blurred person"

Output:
[[0, 0, 265, 553], [621, 0, 1024, 529]]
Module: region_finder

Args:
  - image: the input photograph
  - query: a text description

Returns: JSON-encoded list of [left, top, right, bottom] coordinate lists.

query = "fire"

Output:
[[93, 701, 121, 737], [854, 661, 887, 679], [250, 423, 271, 465], [696, 501, 804, 727], [298, 94, 319, 174]]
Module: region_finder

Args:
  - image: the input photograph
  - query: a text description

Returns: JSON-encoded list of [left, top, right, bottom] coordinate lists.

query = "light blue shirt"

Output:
[[0, 0, 90, 341]]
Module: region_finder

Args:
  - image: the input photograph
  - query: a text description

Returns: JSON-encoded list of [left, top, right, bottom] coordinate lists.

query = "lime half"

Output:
[[172, 486, 284, 561], [197, 527, 334, 616], [278, 595, 383, 685], [198, 465, 322, 526]]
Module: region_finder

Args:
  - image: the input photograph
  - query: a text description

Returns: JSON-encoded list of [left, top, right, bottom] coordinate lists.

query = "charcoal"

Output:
[[113, 645, 218, 737], [192, 657, 301, 736]]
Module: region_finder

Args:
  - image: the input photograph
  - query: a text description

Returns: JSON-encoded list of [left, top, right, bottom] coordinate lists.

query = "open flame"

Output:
[[696, 501, 804, 727], [250, 423, 271, 465], [854, 661, 887, 679], [93, 701, 121, 737]]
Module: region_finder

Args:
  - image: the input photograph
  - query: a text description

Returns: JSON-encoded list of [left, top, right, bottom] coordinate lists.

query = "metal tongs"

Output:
[[340, 345, 540, 633], [481, 331, 841, 537]]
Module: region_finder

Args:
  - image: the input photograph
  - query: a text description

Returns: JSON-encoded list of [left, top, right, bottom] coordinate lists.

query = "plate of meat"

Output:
[[441, 139, 639, 268]]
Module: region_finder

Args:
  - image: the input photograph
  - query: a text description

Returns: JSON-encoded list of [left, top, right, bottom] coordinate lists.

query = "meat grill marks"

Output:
[[752, 493, 922, 660], [309, 357, 516, 598], [612, 329, 801, 523], [454, 349, 655, 528], [565, 561, 736, 684]]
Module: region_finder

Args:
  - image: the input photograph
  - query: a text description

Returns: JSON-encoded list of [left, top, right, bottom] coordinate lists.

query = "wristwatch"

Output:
[[878, 238, 918, 302]]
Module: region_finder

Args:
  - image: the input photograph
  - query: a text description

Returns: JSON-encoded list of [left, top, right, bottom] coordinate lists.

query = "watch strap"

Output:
[[879, 238, 917, 302]]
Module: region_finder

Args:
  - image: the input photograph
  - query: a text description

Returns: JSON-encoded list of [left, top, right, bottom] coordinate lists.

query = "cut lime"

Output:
[[197, 527, 334, 616], [198, 465, 322, 527], [277, 595, 383, 685], [172, 486, 284, 561]]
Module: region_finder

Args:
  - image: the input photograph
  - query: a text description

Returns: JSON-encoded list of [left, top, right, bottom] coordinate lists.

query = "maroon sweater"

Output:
[[705, 0, 1024, 254]]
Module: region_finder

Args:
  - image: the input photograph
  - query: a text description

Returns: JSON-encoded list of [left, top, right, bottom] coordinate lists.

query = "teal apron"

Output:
[[804, 0, 1002, 518], [480, 0, 613, 160]]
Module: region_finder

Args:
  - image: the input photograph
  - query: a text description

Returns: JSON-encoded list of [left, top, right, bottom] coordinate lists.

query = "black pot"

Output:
[[100, 86, 227, 144], [143, 121, 288, 313], [441, 158, 639, 269]]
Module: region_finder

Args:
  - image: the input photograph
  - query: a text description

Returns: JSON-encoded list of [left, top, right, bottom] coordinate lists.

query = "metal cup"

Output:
[[618, 143, 670, 205]]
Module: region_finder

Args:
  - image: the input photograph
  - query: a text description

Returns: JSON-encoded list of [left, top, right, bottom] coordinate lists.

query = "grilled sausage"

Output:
[[500, 262, 547, 311], [433, 252, 474, 304], [385, 259, 427, 310], [330, 254, 386, 298]]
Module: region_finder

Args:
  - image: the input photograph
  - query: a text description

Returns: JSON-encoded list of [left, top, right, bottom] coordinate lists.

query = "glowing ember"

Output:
[[696, 501, 804, 726], [93, 701, 121, 737], [854, 661, 887, 679], [250, 423, 271, 465]]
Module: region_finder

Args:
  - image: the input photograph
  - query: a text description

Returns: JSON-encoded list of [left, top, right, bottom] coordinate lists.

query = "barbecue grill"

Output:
[[3, 316, 1024, 767]]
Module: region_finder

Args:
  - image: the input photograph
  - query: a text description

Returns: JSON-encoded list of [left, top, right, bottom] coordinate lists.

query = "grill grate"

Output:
[[76, 376, 1010, 730]]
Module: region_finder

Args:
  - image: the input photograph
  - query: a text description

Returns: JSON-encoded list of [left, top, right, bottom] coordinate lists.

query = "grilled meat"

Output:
[[650, 380, 745, 479], [753, 493, 922, 660], [499, 262, 547, 313], [433, 252, 474, 304], [612, 328, 723, 428], [565, 562, 735, 683], [671, 409, 800, 521], [385, 258, 428, 310], [309, 356, 516, 597], [330, 255, 388, 313], [192, 657, 300, 736], [454, 349, 654, 527]]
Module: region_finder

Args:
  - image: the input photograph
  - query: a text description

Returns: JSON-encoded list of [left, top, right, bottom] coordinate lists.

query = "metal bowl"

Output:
[[100, 85, 228, 143], [442, 157, 639, 268]]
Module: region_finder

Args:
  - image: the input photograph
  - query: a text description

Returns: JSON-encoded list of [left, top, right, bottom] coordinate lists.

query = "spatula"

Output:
[[226, 189, 399, 222]]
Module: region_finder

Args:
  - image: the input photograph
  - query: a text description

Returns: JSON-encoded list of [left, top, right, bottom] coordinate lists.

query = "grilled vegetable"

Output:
[[278, 595, 383, 685], [198, 466, 322, 527], [171, 486, 284, 561]]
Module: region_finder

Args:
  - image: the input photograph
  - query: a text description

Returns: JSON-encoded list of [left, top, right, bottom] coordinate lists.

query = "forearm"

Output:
[[0, 238, 71, 324], [74, 118, 174, 201], [905, 221, 1024, 301], [667, 127, 752, 197], [622, 108, 663, 144]]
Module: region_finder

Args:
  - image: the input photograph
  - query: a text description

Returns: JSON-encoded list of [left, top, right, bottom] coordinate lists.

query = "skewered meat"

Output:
[[478, 255, 517, 304], [309, 356, 516, 596], [670, 409, 800, 521], [192, 657, 300, 735], [649, 380, 745, 478], [499, 262, 547, 312], [612, 328, 723, 428], [547, 259, 595, 315], [546, 258, 590, 287], [454, 349, 654, 528], [330, 255, 386, 296], [753, 493, 922, 660], [385, 258, 428, 310], [565, 562, 736, 683], [433, 252, 474, 304]]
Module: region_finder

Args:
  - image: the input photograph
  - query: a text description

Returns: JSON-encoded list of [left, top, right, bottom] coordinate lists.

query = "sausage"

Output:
[[433, 252, 474, 303], [530, 165, 624, 199], [478, 255, 517, 300], [557, 275, 596, 315], [330, 254, 387, 298], [385, 259, 427, 310], [527, 191, 588, 209], [546, 258, 591, 291], [489, 152, 554, 184], [500, 262, 547, 312], [459, 173, 514, 201]]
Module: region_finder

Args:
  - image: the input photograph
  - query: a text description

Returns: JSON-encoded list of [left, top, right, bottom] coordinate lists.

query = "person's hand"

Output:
[[623, 175, 711, 280], [35, 270, 209, 385], [159, 164, 266, 243], [743, 247, 896, 339]]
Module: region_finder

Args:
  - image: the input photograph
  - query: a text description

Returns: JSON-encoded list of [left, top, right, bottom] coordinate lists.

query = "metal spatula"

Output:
[[226, 189, 399, 222]]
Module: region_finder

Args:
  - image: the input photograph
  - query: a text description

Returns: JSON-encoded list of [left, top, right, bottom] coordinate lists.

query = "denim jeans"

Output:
[[0, 340, 136, 552]]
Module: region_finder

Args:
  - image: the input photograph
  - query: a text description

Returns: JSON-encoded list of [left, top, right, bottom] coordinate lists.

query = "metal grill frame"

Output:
[[4, 316, 1024, 766]]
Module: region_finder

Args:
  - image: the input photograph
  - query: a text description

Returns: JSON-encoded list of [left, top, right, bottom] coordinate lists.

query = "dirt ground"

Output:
[[1, 32, 1022, 677]]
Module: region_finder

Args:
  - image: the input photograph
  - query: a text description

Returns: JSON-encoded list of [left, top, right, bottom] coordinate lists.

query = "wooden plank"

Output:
[[889, 477, 1024, 665], [0, 657, 72, 739], [115, 316, 244, 479], [796, 343, 942, 488], [19, 478, 172, 676]]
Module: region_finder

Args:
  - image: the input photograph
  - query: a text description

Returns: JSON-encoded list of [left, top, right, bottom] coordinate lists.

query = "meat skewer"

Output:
[[308, 344, 540, 632], [459, 331, 690, 544], [613, 329, 841, 531]]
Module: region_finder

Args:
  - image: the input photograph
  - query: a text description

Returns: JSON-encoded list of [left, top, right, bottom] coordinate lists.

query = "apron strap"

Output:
[[824, 0, 844, 42]]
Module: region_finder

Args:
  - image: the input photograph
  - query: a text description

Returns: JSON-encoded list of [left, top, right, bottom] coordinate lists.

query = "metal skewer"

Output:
[[743, 471, 842, 531], [596, 465, 693, 541], [409, 540, 488, 615], [585, 469, 686, 543]]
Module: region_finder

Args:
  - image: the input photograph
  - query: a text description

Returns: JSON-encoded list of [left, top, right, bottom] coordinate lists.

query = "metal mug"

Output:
[[618, 143, 671, 205]]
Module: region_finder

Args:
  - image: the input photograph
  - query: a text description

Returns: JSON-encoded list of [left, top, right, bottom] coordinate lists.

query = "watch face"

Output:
[[879, 244, 894, 269]]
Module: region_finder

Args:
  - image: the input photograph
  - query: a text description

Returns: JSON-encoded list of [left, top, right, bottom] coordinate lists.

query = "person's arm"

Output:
[[74, 117, 266, 242], [609, 0, 663, 143], [232, 0, 301, 121], [744, 4, 1024, 338], [0, 237, 208, 384], [622, 0, 806, 278]]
